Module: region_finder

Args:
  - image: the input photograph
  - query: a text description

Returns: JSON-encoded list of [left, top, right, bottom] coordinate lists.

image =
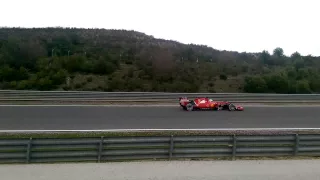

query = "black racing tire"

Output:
[[228, 104, 236, 111], [216, 105, 223, 111], [186, 103, 194, 111]]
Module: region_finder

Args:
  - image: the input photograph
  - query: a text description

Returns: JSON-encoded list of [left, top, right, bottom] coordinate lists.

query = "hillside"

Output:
[[0, 27, 319, 93]]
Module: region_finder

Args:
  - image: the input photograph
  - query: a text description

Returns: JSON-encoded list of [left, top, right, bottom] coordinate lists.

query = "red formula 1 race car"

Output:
[[179, 97, 244, 111]]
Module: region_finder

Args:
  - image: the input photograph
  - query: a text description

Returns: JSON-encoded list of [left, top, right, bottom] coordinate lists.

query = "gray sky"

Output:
[[1, 0, 319, 56]]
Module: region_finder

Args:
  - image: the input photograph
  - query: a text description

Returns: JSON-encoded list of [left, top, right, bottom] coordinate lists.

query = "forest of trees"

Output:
[[0, 27, 319, 93]]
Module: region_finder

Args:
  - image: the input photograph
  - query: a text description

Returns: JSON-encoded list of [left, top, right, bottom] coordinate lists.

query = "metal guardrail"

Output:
[[0, 90, 320, 102], [1, 133, 320, 163]]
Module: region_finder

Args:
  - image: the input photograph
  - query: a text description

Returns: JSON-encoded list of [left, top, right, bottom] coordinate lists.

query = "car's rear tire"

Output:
[[228, 104, 236, 111], [216, 105, 223, 111], [186, 103, 194, 111]]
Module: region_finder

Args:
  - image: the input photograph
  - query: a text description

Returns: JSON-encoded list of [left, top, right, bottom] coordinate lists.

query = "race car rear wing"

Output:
[[179, 97, 188, 101]]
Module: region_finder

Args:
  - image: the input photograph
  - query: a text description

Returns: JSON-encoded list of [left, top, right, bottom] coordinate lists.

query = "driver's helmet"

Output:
[[209, 99, 213, 102]]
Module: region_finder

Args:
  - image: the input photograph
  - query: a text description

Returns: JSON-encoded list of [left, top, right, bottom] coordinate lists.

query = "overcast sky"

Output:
[[1, 0, 319, 56]]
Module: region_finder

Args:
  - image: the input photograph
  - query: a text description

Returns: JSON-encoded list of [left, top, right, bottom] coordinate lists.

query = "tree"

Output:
[[0, 27, 319, 93], [260, 50, 271, 65], [244, 76, 268, 93], [296, 80, 311, 93], [264, 74, 289, 93], [291, 51, 301, 59], [273, 47, 284, 58]]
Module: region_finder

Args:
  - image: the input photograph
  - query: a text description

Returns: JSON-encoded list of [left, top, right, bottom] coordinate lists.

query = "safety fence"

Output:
[[0, 90, 320, 102], [1, 133, 320, 163]]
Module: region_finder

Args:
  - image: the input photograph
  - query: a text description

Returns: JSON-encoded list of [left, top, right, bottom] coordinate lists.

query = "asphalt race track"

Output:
[[1, 105, 320, 130]]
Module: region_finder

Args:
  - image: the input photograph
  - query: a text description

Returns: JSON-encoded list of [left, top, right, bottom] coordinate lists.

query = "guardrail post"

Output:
[[26, 137, 32, 164], [232, 135, 236, 160], [294, 134, 299, 156], [98, 136, 104, 163], [169, 135, 174, 160]]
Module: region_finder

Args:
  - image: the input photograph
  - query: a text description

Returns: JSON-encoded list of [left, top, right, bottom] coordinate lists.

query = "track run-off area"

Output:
[[1, 104, 320, 130]]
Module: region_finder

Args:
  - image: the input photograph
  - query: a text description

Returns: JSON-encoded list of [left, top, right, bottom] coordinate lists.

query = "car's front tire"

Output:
[[228, 104, 236, 111]]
